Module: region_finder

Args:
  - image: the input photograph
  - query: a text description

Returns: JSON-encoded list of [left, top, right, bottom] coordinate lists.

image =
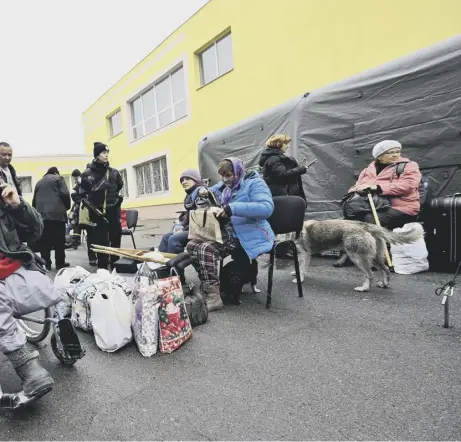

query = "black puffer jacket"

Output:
[[80, 160, 123, 210], [258, 148, 306, 200]]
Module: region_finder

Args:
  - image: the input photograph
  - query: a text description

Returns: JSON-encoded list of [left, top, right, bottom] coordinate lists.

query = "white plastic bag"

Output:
[[54, 266, 90, 317], [391, 223, 429, 275], [90, 281, 132, 352], [55, 266, 90, 290]]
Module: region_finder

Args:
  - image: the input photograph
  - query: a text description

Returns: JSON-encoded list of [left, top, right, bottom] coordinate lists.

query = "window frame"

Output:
[[108, 109, 123, 138], [60, 174, 74, 192], [120, 168, 129, 198], [129, 64, 187, 141], [18, 176, 33, 194], [198, 32, 233, 86], [133, 156, 169, 197]]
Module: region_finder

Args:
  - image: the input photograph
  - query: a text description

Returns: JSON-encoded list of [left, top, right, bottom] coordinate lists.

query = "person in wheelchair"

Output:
[[334, 140, 422, 267], [0, 182, 64, 401]]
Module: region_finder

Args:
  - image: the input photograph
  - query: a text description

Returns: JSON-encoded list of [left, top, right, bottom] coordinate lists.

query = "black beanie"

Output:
[[46, 167, 60, 175], [71, 169, 81, 177], [93, 142, 108, 158]]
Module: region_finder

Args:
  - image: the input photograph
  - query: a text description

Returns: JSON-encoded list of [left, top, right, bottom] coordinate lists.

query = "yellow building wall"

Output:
[[82, 0, 461, 211], [12, 155, 93, 204]]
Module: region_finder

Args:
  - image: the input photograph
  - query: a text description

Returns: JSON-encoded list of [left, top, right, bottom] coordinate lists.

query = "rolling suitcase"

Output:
[[425, 193, 461, 273]]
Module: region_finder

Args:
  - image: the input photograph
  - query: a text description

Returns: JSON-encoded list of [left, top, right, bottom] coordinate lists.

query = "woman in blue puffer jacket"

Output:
[[186, 157, 275, 311]]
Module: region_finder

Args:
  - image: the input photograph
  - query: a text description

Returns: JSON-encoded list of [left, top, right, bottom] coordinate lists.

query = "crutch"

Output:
[[366, 191, 394, 270]]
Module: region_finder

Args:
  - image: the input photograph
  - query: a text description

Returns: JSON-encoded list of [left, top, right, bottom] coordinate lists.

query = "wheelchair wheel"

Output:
[[17, 308, 52, 343], [50, 333, 78, 366]]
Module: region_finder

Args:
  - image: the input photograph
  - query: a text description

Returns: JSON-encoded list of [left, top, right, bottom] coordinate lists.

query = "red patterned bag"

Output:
[[157, 275, 192, 353]]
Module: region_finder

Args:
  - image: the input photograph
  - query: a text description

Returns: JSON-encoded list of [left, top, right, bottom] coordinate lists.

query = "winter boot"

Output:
[[6, 347, 54, 398], [202, 283, 223, 312]]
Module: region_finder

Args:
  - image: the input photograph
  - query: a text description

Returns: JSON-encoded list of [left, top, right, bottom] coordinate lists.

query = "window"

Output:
[[120, 169, 129, 198], [130, 66, 186, 140], [18, 176, 32, 193], [109, 110, 122, 138], [134, 157, 169, 196], [199, 32, 233, 86], [60, 174, 76, 192]]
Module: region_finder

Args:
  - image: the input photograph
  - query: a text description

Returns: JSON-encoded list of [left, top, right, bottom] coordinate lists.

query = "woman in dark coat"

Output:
[[258, 133, 307, 201], [258, 133, 306, 259]]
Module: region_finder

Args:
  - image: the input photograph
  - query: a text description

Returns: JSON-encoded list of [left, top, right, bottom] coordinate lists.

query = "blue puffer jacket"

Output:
[[211, 171, 275, 259]]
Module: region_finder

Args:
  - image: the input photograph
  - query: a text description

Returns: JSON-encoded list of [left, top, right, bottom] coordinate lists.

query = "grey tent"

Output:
[[198, 35, 461, 219]]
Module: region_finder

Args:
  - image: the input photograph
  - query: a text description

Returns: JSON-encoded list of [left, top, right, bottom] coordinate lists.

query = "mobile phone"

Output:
[[305, 158, 317, 168]]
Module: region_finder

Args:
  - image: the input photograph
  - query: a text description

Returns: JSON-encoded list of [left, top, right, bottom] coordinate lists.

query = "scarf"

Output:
[[221, 157, 245, 206]]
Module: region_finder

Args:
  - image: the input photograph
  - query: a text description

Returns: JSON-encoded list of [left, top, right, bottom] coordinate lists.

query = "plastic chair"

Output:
[[121, 209, 138, 249], [266, 196, 306, 308]]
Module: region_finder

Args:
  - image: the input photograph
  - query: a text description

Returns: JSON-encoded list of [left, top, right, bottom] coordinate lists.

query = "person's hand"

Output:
[[215, 206, 232, 219], [198, 188, 209, 197], [358, 183, 377, 191], [214, 208, 227, 219], [0, 183, 21, 208]]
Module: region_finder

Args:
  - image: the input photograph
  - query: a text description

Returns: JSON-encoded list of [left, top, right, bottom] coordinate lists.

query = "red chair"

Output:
[[121, 209, 138, 248]]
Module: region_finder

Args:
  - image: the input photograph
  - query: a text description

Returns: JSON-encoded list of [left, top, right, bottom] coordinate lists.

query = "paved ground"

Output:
[[1, 222, 461, 440]]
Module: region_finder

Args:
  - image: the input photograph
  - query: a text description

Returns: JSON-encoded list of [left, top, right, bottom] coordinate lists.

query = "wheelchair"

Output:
[[1, 304, 85, 410]]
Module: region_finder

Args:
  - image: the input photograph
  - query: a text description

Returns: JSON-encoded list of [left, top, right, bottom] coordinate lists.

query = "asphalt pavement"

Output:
[[1, 224, 461, 440]]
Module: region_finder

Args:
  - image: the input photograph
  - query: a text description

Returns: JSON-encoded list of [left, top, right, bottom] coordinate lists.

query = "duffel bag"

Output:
[[183, 283, 208, 327]]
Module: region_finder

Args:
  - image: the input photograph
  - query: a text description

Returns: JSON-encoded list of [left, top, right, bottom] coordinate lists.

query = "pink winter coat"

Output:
[[349, 157, 422, 215]]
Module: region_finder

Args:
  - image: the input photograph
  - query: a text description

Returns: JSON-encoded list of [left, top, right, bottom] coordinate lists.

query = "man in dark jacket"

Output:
[[0, 181, 63, 404], [32, 167, 71, 270], [80, 142, 124, 269], [0, 142, 22, 195], [258, 133, 307, 200]]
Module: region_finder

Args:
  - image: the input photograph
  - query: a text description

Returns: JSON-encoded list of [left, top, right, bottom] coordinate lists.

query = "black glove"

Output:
[[293, 166, 307, 175]]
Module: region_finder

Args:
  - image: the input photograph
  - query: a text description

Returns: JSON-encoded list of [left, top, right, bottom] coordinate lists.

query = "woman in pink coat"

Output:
[[334, 140, 422, 267]]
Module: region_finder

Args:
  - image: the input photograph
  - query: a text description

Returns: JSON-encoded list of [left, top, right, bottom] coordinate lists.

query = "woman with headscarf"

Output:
[[158, 169, 206, 254], [186, 158, 275, 311]]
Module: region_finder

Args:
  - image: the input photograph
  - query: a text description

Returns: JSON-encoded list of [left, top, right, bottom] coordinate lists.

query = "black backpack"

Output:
[[394, 163, 431, 208]]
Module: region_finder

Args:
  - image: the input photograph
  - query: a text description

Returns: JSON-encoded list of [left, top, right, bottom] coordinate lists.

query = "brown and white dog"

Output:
[[290, 220, 424, 292]]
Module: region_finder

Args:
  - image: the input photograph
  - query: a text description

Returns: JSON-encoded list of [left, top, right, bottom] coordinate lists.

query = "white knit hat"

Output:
[[372, 140, 402, 159]]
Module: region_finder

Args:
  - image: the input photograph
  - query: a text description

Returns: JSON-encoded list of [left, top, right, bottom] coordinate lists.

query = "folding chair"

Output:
[[266, 196, 306, 308], [121, 209, 138, 249]]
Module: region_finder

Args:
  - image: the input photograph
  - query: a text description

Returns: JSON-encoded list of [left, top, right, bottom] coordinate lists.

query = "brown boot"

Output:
[[202, 283, 223, 312]]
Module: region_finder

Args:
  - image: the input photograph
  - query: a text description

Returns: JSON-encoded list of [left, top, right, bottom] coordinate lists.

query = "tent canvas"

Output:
[[198, 35, 461, 219]]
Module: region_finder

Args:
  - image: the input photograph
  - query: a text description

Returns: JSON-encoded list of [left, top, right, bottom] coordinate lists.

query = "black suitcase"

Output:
[[425, 193, 461, 272]]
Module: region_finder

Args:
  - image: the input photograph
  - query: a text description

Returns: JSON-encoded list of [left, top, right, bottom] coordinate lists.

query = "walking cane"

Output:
[[366, 191, 394, 270]]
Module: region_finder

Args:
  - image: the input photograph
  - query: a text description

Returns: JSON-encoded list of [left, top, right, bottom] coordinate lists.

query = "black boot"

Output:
[[333, 252, 353, 267], [6, 348, 54, 398]]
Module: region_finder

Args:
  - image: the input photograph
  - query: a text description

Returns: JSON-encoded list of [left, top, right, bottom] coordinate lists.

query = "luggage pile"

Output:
[[54, 260, 208, 356]]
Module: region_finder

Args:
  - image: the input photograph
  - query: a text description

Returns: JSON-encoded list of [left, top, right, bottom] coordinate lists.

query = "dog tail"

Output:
[[368, 222, 424, 245]]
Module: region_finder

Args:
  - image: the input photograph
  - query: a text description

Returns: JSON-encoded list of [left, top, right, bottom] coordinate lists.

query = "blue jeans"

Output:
[[158, 231, 189, 254]]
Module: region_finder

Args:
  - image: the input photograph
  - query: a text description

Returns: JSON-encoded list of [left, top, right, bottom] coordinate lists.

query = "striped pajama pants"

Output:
[[186, 238, 241, 285]]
